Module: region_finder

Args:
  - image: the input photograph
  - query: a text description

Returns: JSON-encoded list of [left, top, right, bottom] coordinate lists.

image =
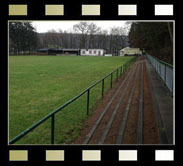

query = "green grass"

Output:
[[9, 55, 133, 144]]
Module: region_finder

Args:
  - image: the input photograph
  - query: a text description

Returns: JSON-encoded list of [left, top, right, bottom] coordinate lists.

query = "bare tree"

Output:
[[100, 30, 109, 51], [167, 22, 173, 42], [73, 22, 90, 48], [87, 23, 100, 48], [36, 22, 129, 53], [108, 27, 127, 55]]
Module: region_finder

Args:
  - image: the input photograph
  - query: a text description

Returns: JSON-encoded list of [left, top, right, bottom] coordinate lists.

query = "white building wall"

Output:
[[119, 47, 141, 56], [80, 49, 105, 56], [104, 54, 112, 57]]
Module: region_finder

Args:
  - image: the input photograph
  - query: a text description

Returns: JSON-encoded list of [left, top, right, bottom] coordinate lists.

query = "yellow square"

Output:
[[9, 5, 27, 16], [46, 150, 64, 161], [45, 5, 64, 15], [9, 150, 28, 161], [82, 5, 100, 15], [82, 150, 101, 161]]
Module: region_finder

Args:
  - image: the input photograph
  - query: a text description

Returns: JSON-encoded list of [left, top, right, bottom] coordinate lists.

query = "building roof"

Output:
[[119, 47, 140, 51], [63, 49, 80, 51], [81, 48, 105, 50], [38, 48, 80, 51]]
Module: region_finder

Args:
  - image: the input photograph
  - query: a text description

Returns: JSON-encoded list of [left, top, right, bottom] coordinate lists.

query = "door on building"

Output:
[[98, 51, 100, 56]]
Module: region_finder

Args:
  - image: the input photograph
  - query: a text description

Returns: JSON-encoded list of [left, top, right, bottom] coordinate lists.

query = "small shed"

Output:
[[104, 54, 113, 57], [80, 49, 106, 56], [37, 48, 80, 55], [62, 49, 80, 55], [119, 47, 141, 56]]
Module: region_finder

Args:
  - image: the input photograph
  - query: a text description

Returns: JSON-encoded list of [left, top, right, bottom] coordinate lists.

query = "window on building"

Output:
[[89, 50, 92, 54], [94, 50, 96, 54], [82, 50, 85, 54]]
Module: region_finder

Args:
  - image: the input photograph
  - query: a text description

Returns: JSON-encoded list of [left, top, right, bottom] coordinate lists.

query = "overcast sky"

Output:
[[32, 21, 129, 33]]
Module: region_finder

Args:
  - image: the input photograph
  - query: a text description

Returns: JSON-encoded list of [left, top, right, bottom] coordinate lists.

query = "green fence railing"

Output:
[[9, 57, 137, 144]]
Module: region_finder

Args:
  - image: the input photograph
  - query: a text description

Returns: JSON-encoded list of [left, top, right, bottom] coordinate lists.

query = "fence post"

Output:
[[102, 79, 104, 98], [160, 63, 161, 76], [164, 65, 166, 84], [110, 73, 113, 88], [87, 89, 90, 115], [51, 114, 55, 144], [172, 75, 173, 97], [156, 61, 159, 73], [165, 65, 166, 85], [120, 66, 122, 76], [116, 69, 118, 81]]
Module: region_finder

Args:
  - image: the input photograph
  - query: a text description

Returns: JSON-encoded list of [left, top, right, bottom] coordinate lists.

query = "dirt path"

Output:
[[73, 56, 171, 144]]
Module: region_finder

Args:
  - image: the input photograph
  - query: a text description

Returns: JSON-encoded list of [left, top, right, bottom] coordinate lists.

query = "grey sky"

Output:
[[32, 21, 129, 33]]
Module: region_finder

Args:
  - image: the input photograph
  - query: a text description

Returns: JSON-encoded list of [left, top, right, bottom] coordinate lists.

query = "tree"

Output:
[[73, 22, 90, 48], [9, 22, 38, 55], [167, 22, 173, 42], [108, 27, 127, 55], [36, 22, 130, 54], [128, 22, 173, 64], [87, 23, 100, 48]]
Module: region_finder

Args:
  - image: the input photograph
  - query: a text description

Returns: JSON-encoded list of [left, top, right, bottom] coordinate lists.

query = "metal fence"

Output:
[[9, 57, 137, 145], [146, 54, 173, 95]]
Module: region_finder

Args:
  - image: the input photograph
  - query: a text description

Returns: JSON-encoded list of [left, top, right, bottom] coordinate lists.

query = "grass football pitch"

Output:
[[9, 55, 133, 144]]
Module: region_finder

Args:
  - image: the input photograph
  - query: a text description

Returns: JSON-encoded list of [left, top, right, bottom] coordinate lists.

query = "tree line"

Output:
[[128, 22, 173, 64], [9, 22, 129, 56], [9, 21, 173, 63], [9, 22, 38, 54]]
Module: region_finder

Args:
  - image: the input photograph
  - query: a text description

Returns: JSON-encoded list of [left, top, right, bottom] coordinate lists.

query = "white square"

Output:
[[155, 150, 174, 161], [118, 5, 137, 15], [155, 5, 173, 16], [119, 150, 137, 161]]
